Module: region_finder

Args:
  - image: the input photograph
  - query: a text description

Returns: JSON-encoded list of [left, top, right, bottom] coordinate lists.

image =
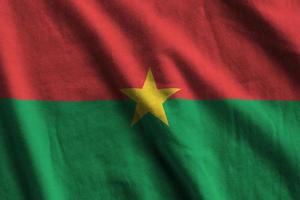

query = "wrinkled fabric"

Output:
[[0, 1, 300, 200], [1, 0, 300, 100]]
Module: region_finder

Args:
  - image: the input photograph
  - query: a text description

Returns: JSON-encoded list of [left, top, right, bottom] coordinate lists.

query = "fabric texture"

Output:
[[0, 1, 300, 200]]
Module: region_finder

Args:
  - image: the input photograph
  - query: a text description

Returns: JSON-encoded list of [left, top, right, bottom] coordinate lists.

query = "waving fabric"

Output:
[[0, 1, 300, 199]]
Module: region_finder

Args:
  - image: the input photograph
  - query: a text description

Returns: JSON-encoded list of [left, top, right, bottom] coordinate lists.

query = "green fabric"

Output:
[[0, 99, 300, 200]]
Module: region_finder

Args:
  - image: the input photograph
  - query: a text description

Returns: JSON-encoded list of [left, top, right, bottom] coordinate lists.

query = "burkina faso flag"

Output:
[[1, 1, 300, 200]]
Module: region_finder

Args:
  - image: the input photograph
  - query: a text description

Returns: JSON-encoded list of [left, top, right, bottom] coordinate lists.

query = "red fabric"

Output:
[[1, 0, 300, 101]]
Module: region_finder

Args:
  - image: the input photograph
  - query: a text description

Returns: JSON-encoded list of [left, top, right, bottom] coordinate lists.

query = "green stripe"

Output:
[[0, 99, 300, 200]]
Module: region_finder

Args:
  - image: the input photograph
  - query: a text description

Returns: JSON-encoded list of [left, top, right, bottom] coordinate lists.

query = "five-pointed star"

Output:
[[121, 69, 180, 126]]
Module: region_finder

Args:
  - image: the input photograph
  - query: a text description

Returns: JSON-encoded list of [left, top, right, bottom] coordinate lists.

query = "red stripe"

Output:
[[1, 0, 300, 101]]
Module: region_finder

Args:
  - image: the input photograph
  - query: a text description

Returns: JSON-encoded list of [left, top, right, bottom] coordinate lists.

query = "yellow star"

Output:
[[121, 69, 180, 126]]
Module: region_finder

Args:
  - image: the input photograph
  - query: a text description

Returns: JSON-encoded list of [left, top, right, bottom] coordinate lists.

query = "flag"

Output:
[[1, 1, 300, 199]]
